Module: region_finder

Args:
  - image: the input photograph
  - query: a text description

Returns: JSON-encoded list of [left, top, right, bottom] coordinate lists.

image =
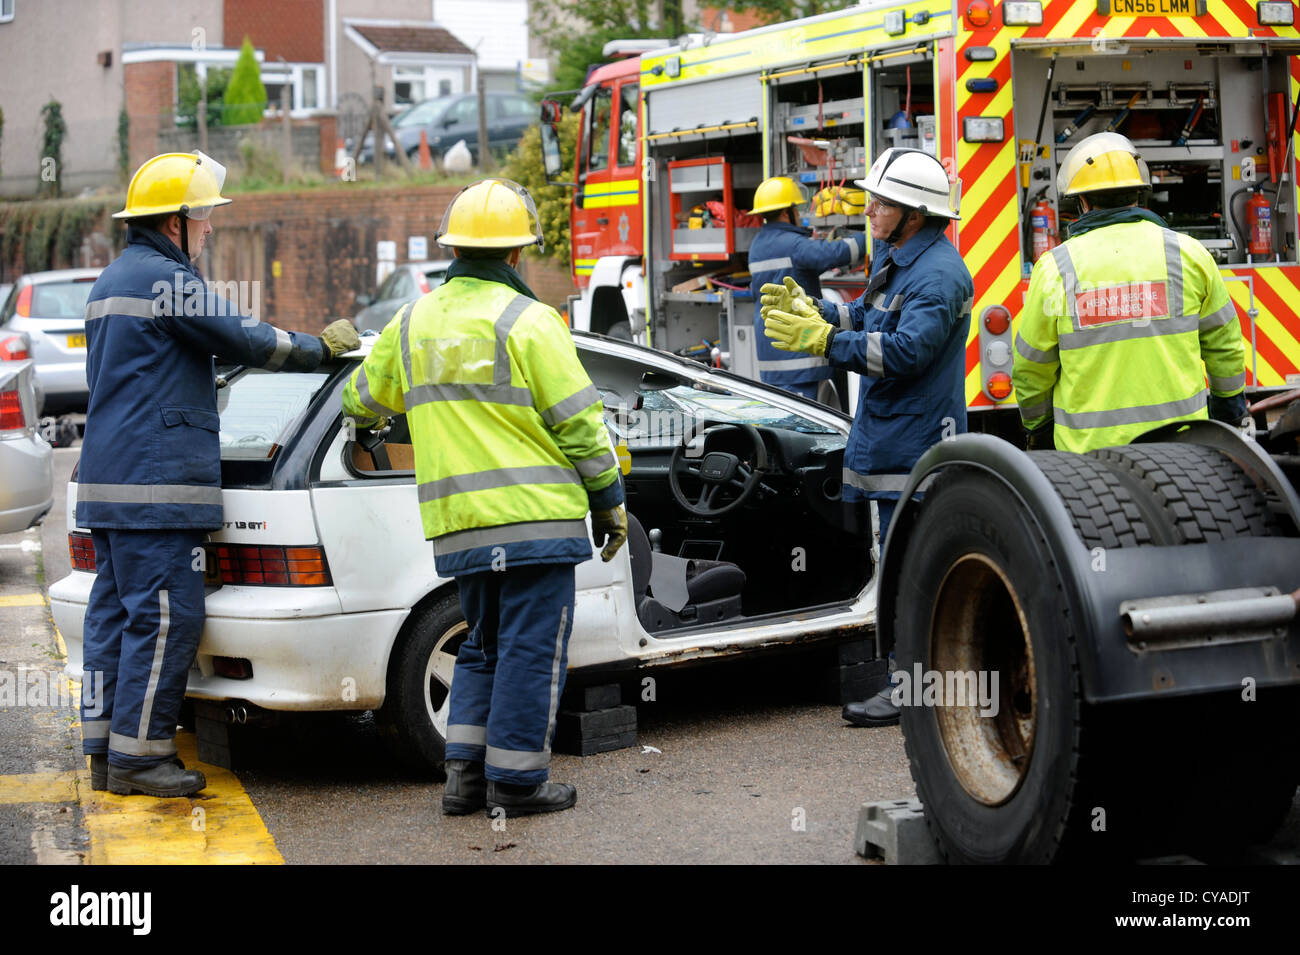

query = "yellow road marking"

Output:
[[0, 770, 78, 804], [84, 734, 283, 865], [0, 593, 47, 608]]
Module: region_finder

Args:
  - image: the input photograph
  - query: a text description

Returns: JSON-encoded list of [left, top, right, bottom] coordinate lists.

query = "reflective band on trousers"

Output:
[[542, 605, 568, 751], [78, 483, 223, 506], [433, 519, 590, 556], [486, 745, 552, 771], [135, 589, 171, 751], [446, 724, 487, 746], [84, 296, 158, 321], [757, 356, 828, 371], [1053, 389, 1208, 430], [843, 469, 909, 493], [418, 465, 581, 503], [82, 720, 110, 739], [109, 733, 178, 757], [749, 256, 793, 272]]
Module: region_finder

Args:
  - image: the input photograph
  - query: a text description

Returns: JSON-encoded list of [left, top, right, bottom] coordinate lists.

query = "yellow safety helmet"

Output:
[[1057, 132, 1151, 197], [436, 178, 544, 249], [113, 151, 231, 220], [750, 176, 807, 215]]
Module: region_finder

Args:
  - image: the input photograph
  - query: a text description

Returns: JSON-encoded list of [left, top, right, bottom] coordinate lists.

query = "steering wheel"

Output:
[[669, 423, 770, 518]]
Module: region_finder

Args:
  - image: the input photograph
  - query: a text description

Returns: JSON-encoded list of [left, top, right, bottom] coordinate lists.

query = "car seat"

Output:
[[626, 513, 746, 633]]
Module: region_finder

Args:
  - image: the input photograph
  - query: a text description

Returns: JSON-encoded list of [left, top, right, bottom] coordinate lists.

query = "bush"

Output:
[[502, 110, 580, 266], [223, 38, 266, 126]]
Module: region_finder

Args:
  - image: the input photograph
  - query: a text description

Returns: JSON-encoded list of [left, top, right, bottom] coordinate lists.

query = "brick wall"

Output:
[[225, 0, 324, 62], [124, 62, 177, 174], [201, 184, 577, 333]]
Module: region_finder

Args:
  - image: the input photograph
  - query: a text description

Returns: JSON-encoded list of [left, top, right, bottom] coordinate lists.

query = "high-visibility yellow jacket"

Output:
[[1013, 219, 1246, 453], [342, 275, 623, 576]]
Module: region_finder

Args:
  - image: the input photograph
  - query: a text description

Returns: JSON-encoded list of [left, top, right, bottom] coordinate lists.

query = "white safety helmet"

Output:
[[857, 148, 961, 220]]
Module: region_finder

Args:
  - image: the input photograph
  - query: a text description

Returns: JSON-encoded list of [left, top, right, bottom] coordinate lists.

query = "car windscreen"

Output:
[[218, 369, 330, 461], [31, 280, 96, 319], [606, 382, 839, 449], [395, 97, 453, 128]]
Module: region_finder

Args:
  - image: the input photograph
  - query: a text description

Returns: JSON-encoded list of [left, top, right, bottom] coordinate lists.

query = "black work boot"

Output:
[[441, 759, 487, 815], [842, 685, 901, 727], [89, 754, 107, 791], [108, 759, 207, 798], [486, 780, 577, 817]]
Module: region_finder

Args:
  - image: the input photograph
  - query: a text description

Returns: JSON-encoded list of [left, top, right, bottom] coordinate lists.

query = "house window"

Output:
[[259, 63, 325, 115], [393, 67, 426, 106], [0, 0, 14, 23]]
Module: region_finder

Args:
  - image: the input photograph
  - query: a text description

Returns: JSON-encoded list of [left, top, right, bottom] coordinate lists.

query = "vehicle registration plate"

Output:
[[67, 333, 86, 349], [1101, 0, 1202, 15]]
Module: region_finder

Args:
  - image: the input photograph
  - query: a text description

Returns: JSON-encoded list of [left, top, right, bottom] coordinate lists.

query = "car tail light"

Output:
[[987, 371, 1014, 400], [418, 274, 431, 294], [216, 544, 333, 586], [14, 285, 31, 318], [0, 335, 30, 361], [69, 532, 97, 571], [0, 386, 26, 431]]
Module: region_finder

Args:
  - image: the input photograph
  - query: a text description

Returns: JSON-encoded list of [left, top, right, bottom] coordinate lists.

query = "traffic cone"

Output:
[[418, 130, 434, 171], [334, 138, 348, 179]]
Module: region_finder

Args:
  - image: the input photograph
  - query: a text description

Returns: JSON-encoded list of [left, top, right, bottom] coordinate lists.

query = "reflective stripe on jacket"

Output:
[[77, 227, 325, 530], [749, 221, 864, 387], [818, 219, 972, 500], [342, 275, 624, 576], [1012, 220, 1246, 453]]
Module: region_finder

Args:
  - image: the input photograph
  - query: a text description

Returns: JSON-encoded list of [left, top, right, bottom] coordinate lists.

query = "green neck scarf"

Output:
[[445, 255, 538, 300], [1065, 205, 1169, 240]]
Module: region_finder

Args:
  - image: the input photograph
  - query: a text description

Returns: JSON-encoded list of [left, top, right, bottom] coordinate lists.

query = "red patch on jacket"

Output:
[[1074, 281, 1169, 326]]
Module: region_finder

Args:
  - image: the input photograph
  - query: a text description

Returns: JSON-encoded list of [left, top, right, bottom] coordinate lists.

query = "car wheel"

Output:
[[376, 591, 467, 774]]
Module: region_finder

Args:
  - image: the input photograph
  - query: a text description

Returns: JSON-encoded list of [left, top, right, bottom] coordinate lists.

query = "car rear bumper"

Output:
[[33, 362, 88, 404], [0, 434, 53, 533], [49, 571, 408, 711]]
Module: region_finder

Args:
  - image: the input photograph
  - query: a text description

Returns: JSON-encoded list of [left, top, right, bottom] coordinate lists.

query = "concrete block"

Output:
[[564, 683, 622, 712], [553, 704, 637, 756], [854, 798, 943, 865]]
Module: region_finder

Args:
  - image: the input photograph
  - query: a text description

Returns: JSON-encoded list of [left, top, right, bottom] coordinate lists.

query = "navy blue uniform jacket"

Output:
[[78, 227, 326, 530], [818, 219, 972, 500]]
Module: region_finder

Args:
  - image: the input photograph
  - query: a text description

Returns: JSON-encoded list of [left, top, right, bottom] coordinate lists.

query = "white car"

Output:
[[0, 359, 54, 533], [49, 333, 876, 769]]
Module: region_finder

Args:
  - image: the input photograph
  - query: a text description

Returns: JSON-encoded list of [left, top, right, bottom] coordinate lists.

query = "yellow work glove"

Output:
[[759, 276, 813, 319], [320, 319, 361, 358], [591, 505, 628, 562], [763, 298, 832, 356]]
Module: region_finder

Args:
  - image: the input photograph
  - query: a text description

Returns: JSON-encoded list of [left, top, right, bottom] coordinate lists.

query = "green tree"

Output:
[[531, 0, 694, 92], [546, 25, 666, 96], [502, 110, 581, 265], [39, 98, 67, 198], [178, 64, 233, 128], [222, 37, 267, 126]]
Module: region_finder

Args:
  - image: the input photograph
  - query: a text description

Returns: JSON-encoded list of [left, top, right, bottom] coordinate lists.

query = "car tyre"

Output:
[[376, 591, 467, 775]]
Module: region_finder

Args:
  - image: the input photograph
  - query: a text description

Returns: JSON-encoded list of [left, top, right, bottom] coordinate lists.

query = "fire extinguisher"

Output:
[[1246, 189, 1273, 257], [1031, 199, 1058, 262]]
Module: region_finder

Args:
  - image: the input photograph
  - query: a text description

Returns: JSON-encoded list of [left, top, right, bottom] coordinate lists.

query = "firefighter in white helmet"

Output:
[[1013, 131, 1248, 452], [760, 147, 973, 728]]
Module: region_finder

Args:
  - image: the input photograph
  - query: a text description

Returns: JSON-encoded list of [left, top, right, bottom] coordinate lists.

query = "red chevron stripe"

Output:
[[971, 231, 1022, 293], [962, 176, 1019, 246], [1230, 278, 1296, 384], [1019, 0, 1084, 39]]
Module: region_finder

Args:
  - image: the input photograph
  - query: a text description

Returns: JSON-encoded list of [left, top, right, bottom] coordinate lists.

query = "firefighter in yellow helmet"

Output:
[[747, 176, 865, 401], [341, 178, 626, 817], [79, 153, 358, 797], [1013, 132, 1248, 452]]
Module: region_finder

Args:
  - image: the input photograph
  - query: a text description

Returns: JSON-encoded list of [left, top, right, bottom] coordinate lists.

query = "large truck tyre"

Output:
[[894, 443, 1296, 863]]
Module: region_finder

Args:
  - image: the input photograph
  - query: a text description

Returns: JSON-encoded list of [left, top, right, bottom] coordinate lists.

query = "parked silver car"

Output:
[[352, 261, 452, 333], [0, 359, 54, 533], [0, 268, 102, 413]]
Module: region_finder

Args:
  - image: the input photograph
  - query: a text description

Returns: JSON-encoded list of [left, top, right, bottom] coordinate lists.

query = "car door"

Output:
[[441, 96, 479, 156]]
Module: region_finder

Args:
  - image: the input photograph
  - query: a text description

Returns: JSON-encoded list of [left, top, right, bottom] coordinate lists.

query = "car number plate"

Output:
[[203, 543, 223, 589], [67, 333, 86, 349], [1102, 0, 1200, 15]]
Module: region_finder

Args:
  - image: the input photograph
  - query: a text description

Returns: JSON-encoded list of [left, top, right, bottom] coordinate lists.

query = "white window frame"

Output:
[[259, 62, 326, 118], [0, 0, 15, 24]]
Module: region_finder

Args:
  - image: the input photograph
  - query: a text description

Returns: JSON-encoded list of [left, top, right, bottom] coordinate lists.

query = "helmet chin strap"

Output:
[[886, 208, 913, 245], [178, 207, 191, 260]]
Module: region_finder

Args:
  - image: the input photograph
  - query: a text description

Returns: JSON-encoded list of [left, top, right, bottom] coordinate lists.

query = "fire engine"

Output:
[[542, 0, 1300, 421]]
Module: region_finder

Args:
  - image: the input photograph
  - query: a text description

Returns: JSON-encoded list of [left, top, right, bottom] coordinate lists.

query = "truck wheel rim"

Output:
[[930, 553, 1037, 806], [425, 621, 467, 738]]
